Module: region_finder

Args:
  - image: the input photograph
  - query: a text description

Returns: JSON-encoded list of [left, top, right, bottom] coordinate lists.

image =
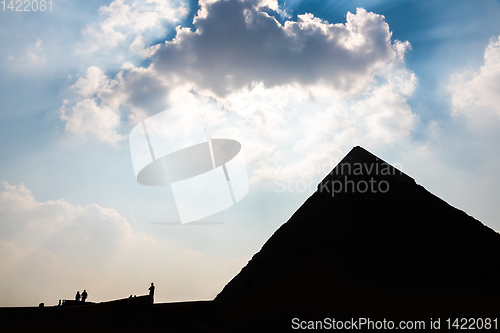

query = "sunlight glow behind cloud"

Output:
[[59, 1, 417, 186]]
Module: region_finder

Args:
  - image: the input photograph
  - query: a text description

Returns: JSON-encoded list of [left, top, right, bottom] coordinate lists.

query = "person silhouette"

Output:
[[75, 291, 81, 302], [81, 290, 88, 302], [148, 282, 155, 303]]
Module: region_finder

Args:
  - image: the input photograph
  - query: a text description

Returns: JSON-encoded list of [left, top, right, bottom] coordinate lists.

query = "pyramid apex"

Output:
[[318, 146, 414, 192]]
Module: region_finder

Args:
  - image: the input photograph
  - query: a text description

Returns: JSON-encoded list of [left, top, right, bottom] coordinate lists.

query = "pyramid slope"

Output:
[[216, 146, 500, 314]]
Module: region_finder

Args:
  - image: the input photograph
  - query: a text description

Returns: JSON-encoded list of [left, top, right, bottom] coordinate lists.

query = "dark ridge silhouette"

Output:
[[60, 299, 95, 307], [2, 146, 500, 331]]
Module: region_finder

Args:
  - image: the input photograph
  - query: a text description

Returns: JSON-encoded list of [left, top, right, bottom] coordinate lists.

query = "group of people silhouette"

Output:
[[75, 290, 88, 302], [60, 283, 153, 305]]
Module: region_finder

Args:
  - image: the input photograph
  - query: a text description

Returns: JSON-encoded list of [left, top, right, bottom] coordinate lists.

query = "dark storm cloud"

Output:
[[154, 0, 406, 96]]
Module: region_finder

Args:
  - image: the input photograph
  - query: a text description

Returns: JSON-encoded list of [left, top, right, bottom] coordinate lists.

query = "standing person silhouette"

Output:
[[81, 290, 88, 302], [75, 291, 81, 302], [148, 283, 155, 304]]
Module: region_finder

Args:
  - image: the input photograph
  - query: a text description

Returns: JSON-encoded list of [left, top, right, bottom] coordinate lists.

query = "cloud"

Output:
[[78, 0, 189, 55], [449, 36, 500, 120], [0, 181, 132, 250], [60, 98, 125, 144], [59, 66, 123, 143], [129, 35, 162, 58], [72, 66, 111, 98], [351, 70, 417, 143], [445, 35, 500, 170], [6, 38, 46, 70], [59, 64, 171, 143], [25, 38, 46, 65], [155, 3, 409, 96]]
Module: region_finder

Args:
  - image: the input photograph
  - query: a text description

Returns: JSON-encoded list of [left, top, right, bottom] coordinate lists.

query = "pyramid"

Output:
[[215, 146, 500, 318]]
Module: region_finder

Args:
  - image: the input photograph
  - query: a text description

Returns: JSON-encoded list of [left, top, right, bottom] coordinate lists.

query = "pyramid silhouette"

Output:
[[216, 146, 500, 320]]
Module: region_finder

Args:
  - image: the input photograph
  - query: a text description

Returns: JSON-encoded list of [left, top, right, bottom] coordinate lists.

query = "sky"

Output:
[[1, 0, 500, 306]]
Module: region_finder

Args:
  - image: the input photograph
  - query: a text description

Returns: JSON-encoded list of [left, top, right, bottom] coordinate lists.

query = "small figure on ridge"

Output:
[[81, 290, 88, 302], [148, 282, 155, 304]]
